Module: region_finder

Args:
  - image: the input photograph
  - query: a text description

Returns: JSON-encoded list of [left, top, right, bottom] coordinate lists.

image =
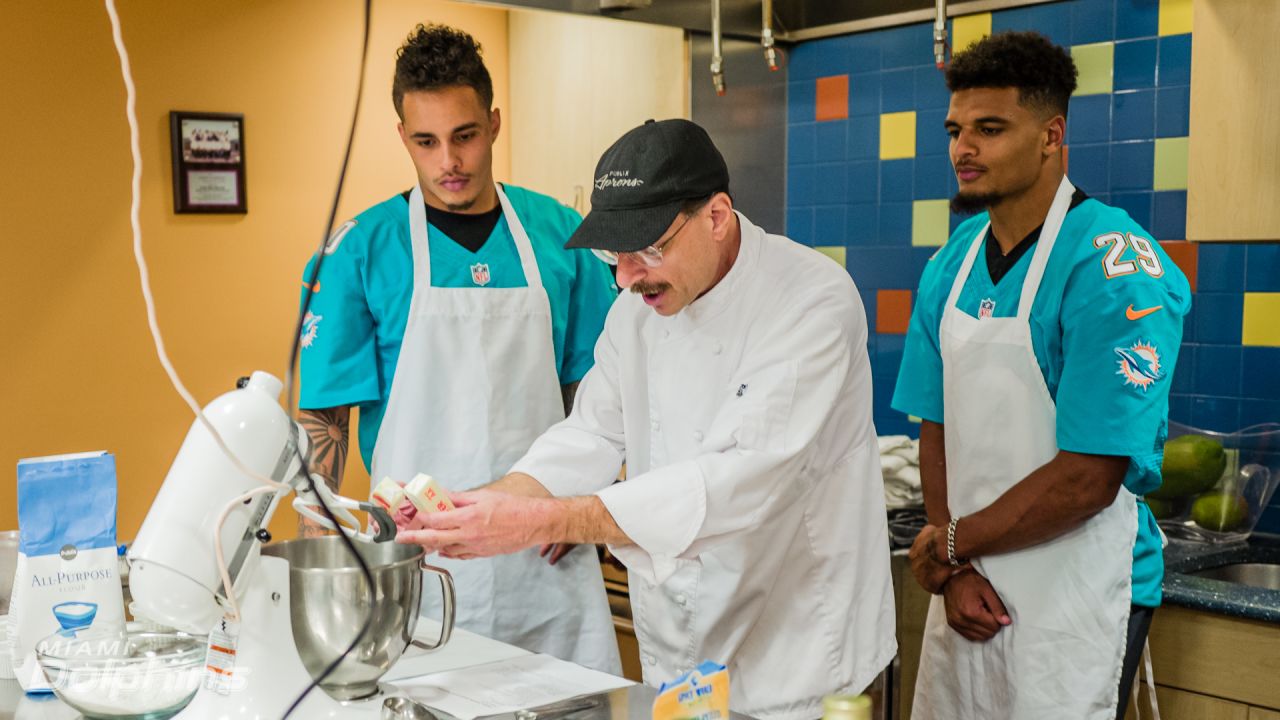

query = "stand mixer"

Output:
[[127, 371, 455, 719]]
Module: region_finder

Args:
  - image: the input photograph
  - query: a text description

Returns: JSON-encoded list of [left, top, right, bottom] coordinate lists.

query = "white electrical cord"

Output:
[[103, 0, 287, 624]]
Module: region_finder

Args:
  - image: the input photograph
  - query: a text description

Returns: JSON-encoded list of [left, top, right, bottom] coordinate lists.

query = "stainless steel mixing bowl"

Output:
[[262, 536, 454, 700]]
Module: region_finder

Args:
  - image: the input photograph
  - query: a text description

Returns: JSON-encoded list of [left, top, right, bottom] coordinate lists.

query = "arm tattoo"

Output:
[[298, 407, 350, 493]]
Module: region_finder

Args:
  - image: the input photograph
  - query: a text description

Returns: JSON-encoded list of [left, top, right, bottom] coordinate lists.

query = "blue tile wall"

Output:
[[1069, 94, 1113, 144], [784, 0, 1280, 527], [1114, 39, 1157, 90], [1116, 0, 1158, 40], [1151, 191, 1186, 240], [1112, 90, 1156, 141], [1158, 34, 1193, 86], [1246, 244, 1280, 292], [1155, 86, 1190, 137]]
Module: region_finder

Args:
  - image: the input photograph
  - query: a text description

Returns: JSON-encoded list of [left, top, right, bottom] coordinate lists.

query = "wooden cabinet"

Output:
[[891, 582, 1280, 720], [1125, 686, 1249, 720], [1121, 605, 1280, 719], [506, 10, 687, 212], [1186, 0, 1280, 241]]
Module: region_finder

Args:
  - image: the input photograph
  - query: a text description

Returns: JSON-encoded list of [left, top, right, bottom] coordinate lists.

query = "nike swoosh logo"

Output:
[[1126, 304, 1162, 321]]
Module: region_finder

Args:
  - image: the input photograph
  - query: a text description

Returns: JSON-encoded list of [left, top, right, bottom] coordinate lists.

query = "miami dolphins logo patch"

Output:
[[1114, 340, 1163, 391], [301, 311, 323, 349]]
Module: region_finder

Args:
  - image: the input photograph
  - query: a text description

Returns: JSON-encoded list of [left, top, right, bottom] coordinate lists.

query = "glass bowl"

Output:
[[35, 623, 205, 720], [1151, 422, 1280, 544]]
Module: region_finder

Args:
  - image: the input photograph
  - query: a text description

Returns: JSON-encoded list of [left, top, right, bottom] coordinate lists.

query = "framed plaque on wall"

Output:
[[169, 111, 246, 214]]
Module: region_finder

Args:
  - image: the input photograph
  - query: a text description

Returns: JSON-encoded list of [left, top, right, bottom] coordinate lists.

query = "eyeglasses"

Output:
[[592, 213, 695, 268]]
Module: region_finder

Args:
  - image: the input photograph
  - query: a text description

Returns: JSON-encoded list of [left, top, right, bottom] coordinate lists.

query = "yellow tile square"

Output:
[[952, 13, 992, 53], [1159, 0, 1193, 36], [880, 111, 917, 160], [1242, 293, 1280, 347], [912, 199, 951, 247], [1071, 42, 1114, 96], [1154, 136, 1189, 190], [815, 246, 847, 267]]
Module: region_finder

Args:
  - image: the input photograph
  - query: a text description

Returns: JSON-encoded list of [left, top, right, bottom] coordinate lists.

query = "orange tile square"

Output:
[[1160, 240, 1198, 292], [815, 75, 849, 122], [877, 289, 913, 334]]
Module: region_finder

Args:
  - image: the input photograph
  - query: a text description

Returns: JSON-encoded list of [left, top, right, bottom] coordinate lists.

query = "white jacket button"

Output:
[[675, 594, 688, 606], [712, 343, 722, 355], [644, 654, 656, 665], [651, 419, 661, 432], [692, 430, 704, 442]]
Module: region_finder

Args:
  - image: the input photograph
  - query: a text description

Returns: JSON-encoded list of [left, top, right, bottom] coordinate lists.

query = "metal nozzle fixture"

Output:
[[933, 0, 948, 68], [711, 0, 726, 95], [762, 0, 778, 71]]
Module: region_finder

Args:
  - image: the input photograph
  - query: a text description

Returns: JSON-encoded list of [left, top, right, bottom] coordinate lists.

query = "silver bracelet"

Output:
[[946, 517, 964, 567]]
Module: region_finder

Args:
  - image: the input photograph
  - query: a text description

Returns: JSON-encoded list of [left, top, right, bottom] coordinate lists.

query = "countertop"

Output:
[[1160, 531, 1280, 624], [0, 680, 710, 720]]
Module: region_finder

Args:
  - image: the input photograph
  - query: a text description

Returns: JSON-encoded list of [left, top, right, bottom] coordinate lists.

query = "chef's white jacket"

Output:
[[512, 212, 896, 720]]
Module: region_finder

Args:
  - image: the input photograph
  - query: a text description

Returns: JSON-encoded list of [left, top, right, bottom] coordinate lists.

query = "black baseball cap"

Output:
[[566, 119, 730, 253]]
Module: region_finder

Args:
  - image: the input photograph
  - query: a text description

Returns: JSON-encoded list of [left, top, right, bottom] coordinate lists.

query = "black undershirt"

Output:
[[400, 188, 503, 253], [985, 189, 1089, 284]]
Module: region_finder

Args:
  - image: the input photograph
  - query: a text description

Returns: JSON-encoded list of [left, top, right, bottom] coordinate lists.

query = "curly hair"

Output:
[[392, 24, 493, 118], [945, 31, 1078, 119]]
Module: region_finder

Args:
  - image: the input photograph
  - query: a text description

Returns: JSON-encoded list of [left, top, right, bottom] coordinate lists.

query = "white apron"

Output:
[[372, 184, 621, 674], [913, 177, 1136, 719]]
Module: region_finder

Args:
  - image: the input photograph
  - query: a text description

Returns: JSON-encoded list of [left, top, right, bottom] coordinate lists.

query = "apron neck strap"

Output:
[[407, 183, 543, 288], [945, 221, 990, 311], [943, 175, 1076, 319], [1017, 175, 1075, 321]]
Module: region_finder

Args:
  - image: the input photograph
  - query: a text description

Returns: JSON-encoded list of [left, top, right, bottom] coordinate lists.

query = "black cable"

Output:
[[280, 0, 375, 716]]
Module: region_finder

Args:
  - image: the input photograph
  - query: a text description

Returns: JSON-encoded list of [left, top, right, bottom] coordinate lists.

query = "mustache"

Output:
[[630, 282, 670, 296]]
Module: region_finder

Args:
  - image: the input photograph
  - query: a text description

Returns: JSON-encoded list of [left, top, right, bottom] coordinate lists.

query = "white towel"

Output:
[[879, 435, 923, 509]]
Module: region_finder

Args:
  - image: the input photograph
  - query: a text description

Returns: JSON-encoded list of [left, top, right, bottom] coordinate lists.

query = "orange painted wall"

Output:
[[0, 0, 510, 542]]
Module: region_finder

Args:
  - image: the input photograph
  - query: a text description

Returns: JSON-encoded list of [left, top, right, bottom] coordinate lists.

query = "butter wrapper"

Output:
[[371, 477, 406, 513], [653, 660, 729, 720], [405, 473, 455, 514]]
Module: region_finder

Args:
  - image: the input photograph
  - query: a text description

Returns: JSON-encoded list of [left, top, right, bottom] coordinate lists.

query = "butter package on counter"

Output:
[[653, 661, 730, 720], [405, 473, 455, 514], [371, 477, 407, 513]]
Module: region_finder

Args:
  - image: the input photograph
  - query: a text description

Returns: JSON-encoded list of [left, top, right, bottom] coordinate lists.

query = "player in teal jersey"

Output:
[[296, 25, 620, 674], [894, 32, 1189, 720]]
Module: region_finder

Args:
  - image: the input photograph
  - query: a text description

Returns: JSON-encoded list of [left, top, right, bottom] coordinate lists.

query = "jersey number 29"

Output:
[[1093, 232, 1165, 279]]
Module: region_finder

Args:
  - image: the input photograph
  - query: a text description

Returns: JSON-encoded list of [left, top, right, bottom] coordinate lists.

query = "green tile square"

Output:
[[815, 246, 847, 266], [1071, 42, 1114, 96], [1153, 136, 1189, 190], [912, 200, 951, 247]]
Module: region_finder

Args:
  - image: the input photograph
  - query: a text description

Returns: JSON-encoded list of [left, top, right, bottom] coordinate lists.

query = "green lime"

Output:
[[1190, 493, 1250, 532], [1150, 435, 1228, 500]]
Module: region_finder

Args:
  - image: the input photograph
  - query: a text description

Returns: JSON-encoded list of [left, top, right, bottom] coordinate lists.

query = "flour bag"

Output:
[[9, 452, 126, 692]]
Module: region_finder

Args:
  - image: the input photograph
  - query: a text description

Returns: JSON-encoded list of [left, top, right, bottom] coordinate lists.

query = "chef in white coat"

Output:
[[397, 119, 897, 720]]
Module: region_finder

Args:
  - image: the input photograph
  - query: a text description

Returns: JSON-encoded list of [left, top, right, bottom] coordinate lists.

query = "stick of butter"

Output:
[[405, 473, 455, 514], [371, 477, 407, 512]]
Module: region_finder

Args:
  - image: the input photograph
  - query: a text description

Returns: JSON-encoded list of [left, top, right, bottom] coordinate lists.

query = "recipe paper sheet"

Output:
[[387, 653, 634, 720]]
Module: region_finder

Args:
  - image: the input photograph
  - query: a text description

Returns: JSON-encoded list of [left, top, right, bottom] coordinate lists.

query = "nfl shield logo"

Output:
[[978, 298, 996, 319], [470, 263, 491, 286]]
